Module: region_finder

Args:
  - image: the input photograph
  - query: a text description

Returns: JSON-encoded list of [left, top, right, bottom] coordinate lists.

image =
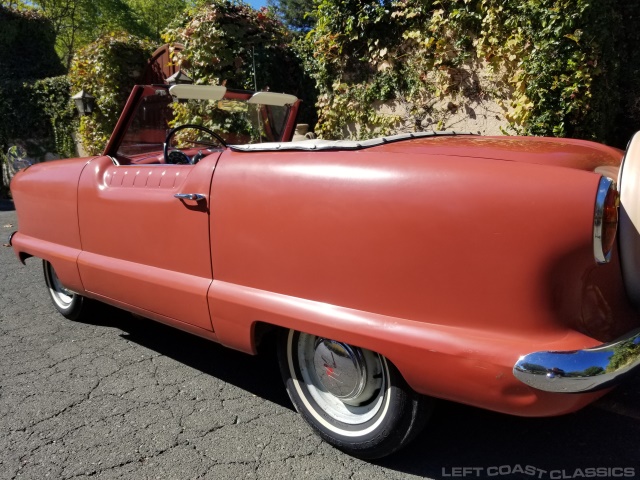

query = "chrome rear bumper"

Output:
[[513, 329, 640, 393]]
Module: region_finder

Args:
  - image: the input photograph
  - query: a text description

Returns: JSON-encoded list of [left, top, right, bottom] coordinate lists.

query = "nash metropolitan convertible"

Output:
[[8, 84, 640, 458]]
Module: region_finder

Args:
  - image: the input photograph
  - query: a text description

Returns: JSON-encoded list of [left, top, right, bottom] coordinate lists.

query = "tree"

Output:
[[30, 0, 152, 69], [69, 33, 155, 154], [0, 0, 27, 8], [164, 0, 305, 92], [268, 0, 316, 31], [8, 0, 193, 70], [126, 0, 191, 41]]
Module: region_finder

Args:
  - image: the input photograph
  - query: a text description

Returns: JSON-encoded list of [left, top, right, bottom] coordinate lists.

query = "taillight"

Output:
[[594, 176, 619, 263]]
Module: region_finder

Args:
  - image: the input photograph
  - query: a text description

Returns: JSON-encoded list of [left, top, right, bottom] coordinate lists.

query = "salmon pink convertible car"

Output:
[[8, 84, 640, 458]]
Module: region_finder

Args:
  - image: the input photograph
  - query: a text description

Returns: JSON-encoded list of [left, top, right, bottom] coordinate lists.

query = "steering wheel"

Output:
[[163, 124, 228, 164]]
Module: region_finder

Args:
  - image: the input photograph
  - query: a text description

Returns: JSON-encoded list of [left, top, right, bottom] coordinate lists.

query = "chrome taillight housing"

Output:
[[594, 176, 619, 263]]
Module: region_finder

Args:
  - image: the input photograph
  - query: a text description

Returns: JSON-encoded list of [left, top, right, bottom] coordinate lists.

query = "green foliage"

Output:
[[0, 6, 64, 80], [169, 100, 258, 144], [164, 1, 301, 92], [30, 76, 76, 158], [314, 73, 403, 139], [305, 0, 640, 144], [472, 0, 609, 140], [127, 0, 191, 40], [31, 0, 153, 69], [22, 0, 193, 69], [0, 76, 74, 163], [0, 6, 65, 196], [163, 0, 316, 126], [0, 1, 28, 8], [268, 0, 316, 31], [607, 339, 640, 373], [69, 33, 155, 155]]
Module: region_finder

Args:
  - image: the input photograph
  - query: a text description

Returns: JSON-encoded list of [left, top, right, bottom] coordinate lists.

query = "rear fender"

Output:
[[208, 280, 604, 417]]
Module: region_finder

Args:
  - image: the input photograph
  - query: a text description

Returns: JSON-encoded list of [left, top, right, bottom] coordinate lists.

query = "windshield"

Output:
[[116, 86, 297, 163]]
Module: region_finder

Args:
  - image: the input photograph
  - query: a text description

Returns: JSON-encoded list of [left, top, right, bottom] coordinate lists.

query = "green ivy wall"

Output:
[[303, 0, 640, 146]]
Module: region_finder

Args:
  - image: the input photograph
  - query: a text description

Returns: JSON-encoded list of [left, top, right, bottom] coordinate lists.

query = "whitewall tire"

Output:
[[43, 260, 91, 321], [278, 329, 433, 459]]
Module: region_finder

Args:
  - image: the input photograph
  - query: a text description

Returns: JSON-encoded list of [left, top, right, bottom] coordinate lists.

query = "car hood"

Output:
[[376, 135, 624, 172]]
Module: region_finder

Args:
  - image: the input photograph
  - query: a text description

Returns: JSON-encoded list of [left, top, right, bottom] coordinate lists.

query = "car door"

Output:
[[76, 153, 220, 331]]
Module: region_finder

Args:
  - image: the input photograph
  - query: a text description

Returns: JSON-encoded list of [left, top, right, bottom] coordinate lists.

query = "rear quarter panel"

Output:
[[207, 146, 632, 415], [211, 149, 601, 336]]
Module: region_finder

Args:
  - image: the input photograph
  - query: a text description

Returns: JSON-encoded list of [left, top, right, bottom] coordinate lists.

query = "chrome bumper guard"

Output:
[[513, 329, 640, 393]]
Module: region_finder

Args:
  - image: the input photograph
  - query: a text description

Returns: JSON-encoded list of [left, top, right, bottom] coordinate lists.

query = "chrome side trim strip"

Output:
[[513, 328, 640, 393], [593, 175, 616, 264]]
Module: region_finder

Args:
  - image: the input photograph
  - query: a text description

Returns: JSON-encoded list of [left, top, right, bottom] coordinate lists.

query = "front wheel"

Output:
[[43, 260, 92, 321], [278, 330, 433, 459]]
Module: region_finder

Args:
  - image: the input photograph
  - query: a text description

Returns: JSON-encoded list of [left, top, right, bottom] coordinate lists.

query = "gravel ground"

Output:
[[2, 199, 640, 479]]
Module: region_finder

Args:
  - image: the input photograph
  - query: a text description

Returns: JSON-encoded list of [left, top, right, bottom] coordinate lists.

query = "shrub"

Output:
[[29, 76, 76, 159], [163, 0, 316, 126], [0, 6, 64, 81], [69, 33, 155, 155], [0, 6, 64, 195]]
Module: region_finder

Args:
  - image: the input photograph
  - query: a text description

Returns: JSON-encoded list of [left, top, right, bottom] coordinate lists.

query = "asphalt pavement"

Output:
[[2, 200, 640, 480]]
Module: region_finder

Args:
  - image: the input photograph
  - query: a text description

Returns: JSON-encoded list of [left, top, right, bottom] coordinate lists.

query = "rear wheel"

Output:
[[278, 329, 433, 459], [43, 260, 91, 321]]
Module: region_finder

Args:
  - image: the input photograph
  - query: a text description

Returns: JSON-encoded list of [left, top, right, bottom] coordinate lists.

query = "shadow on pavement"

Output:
[[78, 304, 640, 476], [377, 384, 640, 478], [80, 304, 293, 410]]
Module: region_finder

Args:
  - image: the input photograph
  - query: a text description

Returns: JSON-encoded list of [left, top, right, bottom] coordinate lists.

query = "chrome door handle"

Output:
[[174, 193, 206, 201]]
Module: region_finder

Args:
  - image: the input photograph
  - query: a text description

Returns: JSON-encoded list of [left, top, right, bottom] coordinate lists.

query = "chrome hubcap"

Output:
[[313, 339, 367, 404], [293, 332, 386, 424]]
